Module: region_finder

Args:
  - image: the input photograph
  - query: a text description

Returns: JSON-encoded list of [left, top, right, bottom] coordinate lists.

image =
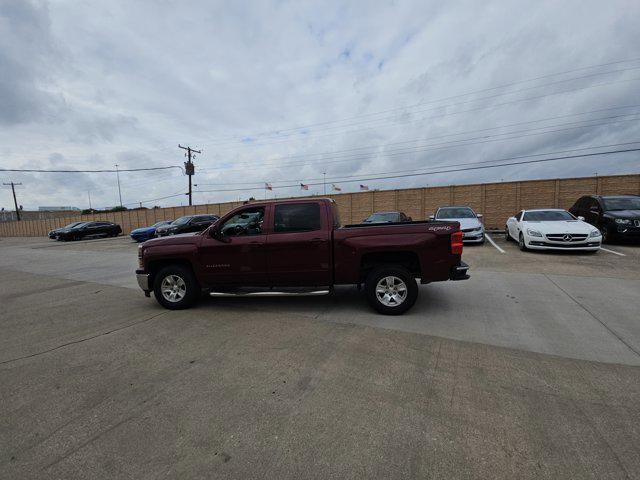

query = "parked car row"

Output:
[[46, 195, 638, 250], [359, 194, 639, 253]]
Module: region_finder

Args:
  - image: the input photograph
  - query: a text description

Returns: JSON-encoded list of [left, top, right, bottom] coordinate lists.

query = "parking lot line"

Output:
[[484, 233, 505, 253], [599, 247, 626, 257]]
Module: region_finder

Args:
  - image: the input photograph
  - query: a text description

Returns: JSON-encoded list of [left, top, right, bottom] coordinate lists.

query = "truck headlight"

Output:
[[527, 229, 543, 237], [589, 229, 602, 238], [614, 218, 631, 224]]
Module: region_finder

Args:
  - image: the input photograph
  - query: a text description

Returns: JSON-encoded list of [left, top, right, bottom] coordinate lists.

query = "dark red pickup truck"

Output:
[[136, 198, 469, 315]]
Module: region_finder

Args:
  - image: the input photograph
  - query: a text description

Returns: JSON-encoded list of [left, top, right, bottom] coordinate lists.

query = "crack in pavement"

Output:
[[0, 311, 168, 365], [544, 274, 640, 358]]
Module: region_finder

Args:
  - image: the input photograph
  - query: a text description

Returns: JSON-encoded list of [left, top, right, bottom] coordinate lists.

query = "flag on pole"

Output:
[[300, 183, 309, 190], [265, 183, 272, 191], [360, 184, 369, 191], [332, 184, 342, 192]]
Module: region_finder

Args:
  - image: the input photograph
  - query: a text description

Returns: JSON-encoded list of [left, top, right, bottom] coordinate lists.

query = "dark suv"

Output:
[[569, 195, 640, 242], [155, 214, 219, 237]]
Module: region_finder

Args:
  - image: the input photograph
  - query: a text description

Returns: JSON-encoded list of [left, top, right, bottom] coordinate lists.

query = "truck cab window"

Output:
[[220, 207, 265, 236], [274, 203, 321, 233]]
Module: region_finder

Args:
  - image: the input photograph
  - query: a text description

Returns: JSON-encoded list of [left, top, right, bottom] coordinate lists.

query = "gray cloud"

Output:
[[0, 0, 60, 125]]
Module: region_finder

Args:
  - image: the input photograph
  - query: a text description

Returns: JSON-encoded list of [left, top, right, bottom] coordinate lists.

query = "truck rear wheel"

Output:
[[153, 265, 200, 310], [365, 266, 418, 315]]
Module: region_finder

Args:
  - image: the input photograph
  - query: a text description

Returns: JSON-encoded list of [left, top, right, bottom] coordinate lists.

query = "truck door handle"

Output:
[[311, 238, 324, 243]]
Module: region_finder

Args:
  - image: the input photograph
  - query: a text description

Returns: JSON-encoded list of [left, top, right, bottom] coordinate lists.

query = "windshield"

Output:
[[364, 213, 399, 222], [71, 222, 89, 229], [436, 207, 475, 219], [152, 221, 171, 227], [171, 216, 191, 226], [602, 197, 640, 211], [523, 210, 575, 221], [64, 222, 83, 228]]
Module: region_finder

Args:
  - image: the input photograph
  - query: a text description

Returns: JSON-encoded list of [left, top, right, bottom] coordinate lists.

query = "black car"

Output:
[[155, 214, 219, 237], [48, 221, 85, 239], [362, 211, 412, 223], [569, 195, 640, 242], [57, 221, 122, 241]]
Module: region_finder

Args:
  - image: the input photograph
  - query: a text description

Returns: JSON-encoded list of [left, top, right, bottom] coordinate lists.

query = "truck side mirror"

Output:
[[210, 226, 222, 238], [477, 213, 483, 219]]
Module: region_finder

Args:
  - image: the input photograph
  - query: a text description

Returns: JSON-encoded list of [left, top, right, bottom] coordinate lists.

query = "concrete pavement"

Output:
[[1, 236, 638, 364]]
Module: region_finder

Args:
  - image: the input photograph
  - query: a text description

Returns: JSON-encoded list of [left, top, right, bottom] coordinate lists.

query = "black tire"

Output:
[[601, 226, 612, 244], [518, 233, 528, 251], [505, 227, 511, 242], [153, 265, 200, 310], [365, 265, 418, 315]]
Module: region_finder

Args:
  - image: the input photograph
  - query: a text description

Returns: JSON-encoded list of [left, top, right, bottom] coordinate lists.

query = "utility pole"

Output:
[[115, 164, 123, 207], [3, 181, 22, 221], [87, 190, 92, 210], [179, 144, 200, 206], [323, 172, 326, 195]]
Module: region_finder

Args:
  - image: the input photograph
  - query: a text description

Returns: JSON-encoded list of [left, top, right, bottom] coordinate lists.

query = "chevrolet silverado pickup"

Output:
[[135, 198, 469, 315]]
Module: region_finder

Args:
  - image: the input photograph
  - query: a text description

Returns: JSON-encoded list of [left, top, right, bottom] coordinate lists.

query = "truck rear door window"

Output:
[[274, 203, 321, 233]]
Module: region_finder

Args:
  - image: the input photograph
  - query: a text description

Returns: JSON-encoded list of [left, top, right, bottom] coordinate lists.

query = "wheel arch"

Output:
[[147, 258, 198, 289], [359, 250, 421, 282]]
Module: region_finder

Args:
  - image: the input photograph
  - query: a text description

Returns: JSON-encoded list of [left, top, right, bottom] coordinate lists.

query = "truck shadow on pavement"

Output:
[[193, 284, 444, 320]]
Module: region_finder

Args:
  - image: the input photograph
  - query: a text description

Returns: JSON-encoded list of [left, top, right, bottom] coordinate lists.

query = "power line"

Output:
[[202, 62, 640, 146], [0, 165, 183, 173], [198, 75, 640, 153], [198, 115, 640, 173], [193, 146, 640, 193], [193, 141, 640, 186], [198, 104, 640, 169]]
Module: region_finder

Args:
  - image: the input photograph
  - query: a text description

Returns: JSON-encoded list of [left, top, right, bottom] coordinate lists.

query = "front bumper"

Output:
[[136, 270, 151, 297], [450, 261, 470, 280], [614, 226, 640, 239], [130, 233, 151, 242], [462, 229, 484, 241], [527, 240, 601, 250]]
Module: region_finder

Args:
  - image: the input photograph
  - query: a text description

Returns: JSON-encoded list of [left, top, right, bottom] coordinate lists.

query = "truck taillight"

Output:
[[451, 231, 463, 255]]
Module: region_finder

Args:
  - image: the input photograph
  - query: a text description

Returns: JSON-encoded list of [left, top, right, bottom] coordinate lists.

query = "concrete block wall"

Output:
[[1, 174, 638, 237]]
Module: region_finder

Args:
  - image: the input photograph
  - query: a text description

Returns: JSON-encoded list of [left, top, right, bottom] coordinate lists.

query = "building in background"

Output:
[[38, 206, 81, 212]]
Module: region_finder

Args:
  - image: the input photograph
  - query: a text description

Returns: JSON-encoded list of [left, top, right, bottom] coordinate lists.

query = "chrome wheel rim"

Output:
[[375, 276, 408, 307], [519, 235, 524, 248], [161, 275, 186, 302]]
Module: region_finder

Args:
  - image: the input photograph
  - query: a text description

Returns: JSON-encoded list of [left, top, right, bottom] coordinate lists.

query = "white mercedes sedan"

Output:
[[505, 209, 602, 252]]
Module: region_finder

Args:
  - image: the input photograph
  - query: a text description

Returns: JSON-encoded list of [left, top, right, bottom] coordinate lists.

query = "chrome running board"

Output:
[[209, 289, 330, 298]]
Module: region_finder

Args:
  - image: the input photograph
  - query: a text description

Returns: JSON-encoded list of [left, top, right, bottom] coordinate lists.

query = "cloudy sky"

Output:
[[1, 0, 639, 210]]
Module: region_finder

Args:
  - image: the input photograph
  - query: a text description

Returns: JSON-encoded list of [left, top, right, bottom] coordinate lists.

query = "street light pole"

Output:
[[115, 164, 123, 207], [323, 172, 326, 195]]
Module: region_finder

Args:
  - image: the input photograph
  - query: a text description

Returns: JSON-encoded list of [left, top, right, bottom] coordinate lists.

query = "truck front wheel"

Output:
[[153, 265, 200, 310], [365, 266, 418, 315]]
